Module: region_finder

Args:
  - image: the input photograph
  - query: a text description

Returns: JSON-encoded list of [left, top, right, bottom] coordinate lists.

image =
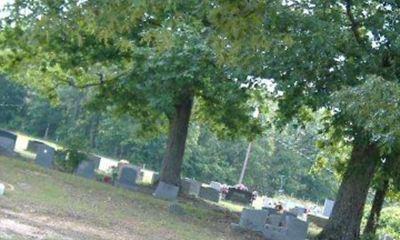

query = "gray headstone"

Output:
[[225, 188, 253, 204], [181, 178, 201, 197], [286, 215, 309, 240], [199, 186, 220, 202], [75, 155, 101, 179], [153, 181, 179, 201], [239, 209, 269, 232], [0, 130, 17, 155], [26, 140, 43, 153], [266, 213, 285, 227], [289, 207, 307, 217], [116, 165, 139, 190], [34, 144, 55, 168], [262, 213, 308, 240], [151, 172, 160, 185], [262, 225, 288, 240], [307, 213, 329, 228], [323, 199, 335, 217]]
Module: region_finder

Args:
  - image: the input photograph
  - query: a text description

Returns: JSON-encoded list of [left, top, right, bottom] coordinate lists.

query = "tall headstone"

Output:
[[323, 199, 335, 217], [34, 144, 55, 168], [116, 165, 139, 190], [181, 178, 201, 197], [199, 186, 220, 203], [75, 155, 101, 179], [153, 181, 179, 201]]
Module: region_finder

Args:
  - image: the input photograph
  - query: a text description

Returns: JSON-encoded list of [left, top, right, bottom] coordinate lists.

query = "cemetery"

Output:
[[1, 1, 400, 240]]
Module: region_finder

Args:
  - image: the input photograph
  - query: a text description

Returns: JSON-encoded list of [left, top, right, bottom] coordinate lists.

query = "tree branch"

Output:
[[344, 0, 363, 45], [59, 70, 131, 89]]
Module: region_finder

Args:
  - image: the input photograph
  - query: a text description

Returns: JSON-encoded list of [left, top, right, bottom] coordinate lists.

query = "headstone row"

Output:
[[232, 208, 309, 240]]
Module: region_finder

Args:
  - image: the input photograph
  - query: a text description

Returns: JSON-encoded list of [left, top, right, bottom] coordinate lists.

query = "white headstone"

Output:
[[210, 181, 222, 191], [323, 199, 335, 217], [0, 183, 5, 196], [381, 234, 394, 240]]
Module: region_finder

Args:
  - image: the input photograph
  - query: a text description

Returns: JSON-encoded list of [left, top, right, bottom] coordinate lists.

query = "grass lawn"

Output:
[[0, 156, 262, 240]]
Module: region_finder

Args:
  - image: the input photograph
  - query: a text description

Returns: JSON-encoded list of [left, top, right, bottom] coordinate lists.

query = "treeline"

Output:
[[0, 76, 337, 202]]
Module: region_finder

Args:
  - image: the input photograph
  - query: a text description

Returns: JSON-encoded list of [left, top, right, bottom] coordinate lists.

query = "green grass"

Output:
[[0, 156, 260, 240]]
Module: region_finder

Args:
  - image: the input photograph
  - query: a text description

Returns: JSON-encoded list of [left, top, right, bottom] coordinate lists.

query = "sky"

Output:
[[0, 0, 13, 18]]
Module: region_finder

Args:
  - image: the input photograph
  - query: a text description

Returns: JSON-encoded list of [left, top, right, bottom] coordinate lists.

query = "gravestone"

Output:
[[322, 199, 335, 217], [238, 209, 269, 232], [263, 213, 309, 240], [153, 181, 179, 201], [199, 186, 220, 202], [307, 213, 329, 228], [75, 155, 101, 179], [0, 130, 17, 156], [116, 165, 139, 190], [225, 188, 253, 204], [209, 181, 222, 191], [381, 234, 394, 240], [289, 206, 307, 217], [181, 178, 201, 197], [26, 140, 43, 153], [34, 144, 55, 168], [285, 215, 309, 240], [151, 172, 160, 185], [0, 183, 4, 196]]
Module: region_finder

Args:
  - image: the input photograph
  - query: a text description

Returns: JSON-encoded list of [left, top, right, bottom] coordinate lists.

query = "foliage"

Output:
[[0, 75, 26, 128], [378, 206, 400, 239], [362, 206, 400, 240]]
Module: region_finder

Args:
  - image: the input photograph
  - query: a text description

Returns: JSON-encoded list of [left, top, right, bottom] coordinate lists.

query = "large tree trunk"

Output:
[[318, 142, 379, 240], [159, 96, 193, 186], [363, 178, 389, 236]]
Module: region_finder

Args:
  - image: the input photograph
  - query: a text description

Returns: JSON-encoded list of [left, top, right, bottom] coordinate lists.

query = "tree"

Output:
[[0, 75, 26, 128], [1, 1, 261, 187], [208, 1, 400, 238]]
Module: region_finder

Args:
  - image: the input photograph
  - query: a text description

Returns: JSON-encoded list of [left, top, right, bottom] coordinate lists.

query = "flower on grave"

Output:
[[220, 184, 229, 194], [233, 184, 248, 191], [103, 176, 112, 184]]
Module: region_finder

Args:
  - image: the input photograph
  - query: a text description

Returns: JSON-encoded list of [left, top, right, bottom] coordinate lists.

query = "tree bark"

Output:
[[90, 115, 100, 149], [363, 178, 389, 236], [318, 142, 379, 240], [159, 95, 193, 186]]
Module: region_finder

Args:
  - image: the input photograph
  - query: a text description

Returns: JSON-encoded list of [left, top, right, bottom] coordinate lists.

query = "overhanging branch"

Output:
[[59, 70, 131, 89], [344, 0, 363, 45]]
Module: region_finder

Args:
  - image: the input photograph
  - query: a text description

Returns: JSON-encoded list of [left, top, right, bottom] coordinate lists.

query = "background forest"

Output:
[[0, 75, 337, 203]]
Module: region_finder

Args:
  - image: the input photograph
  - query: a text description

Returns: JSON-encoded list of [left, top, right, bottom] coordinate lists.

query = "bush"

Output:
[[377, 206, 400, 239], [54, 149, 87, 173]]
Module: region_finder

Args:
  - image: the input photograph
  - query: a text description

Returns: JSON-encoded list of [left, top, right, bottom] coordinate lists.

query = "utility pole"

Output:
[[238, 142, 253, 185]]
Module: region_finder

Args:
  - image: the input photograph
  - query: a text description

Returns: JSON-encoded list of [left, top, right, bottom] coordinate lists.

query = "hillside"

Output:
[[0, 156, 261, 240]]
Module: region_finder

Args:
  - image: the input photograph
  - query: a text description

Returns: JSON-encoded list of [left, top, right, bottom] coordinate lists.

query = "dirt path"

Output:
[[0, 208, 159, 240]]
